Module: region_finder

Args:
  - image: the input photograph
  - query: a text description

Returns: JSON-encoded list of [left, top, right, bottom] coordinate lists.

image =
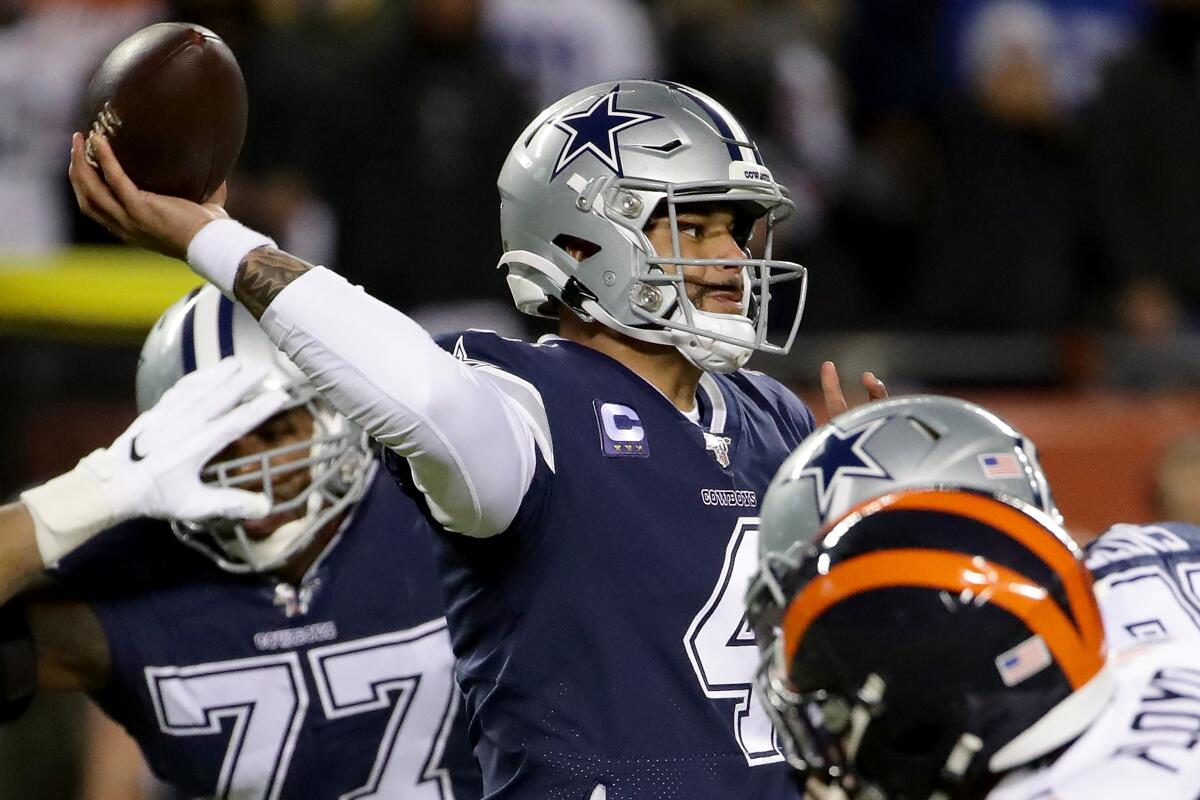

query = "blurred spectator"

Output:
[[1054, 0, 1141, 107], [657, 0, 776, 131], [1086, 0, 1200, 340], [812, 0, 943, 327], [313, 0, 533, 334], [0, 0, 158, 253], [940, 0, 1141, 102], [842, 0, 945, 120], [1154, 432, 1200, 524], [656, 0, 874, 328], [484, 0, 659, 108], [144, 0, 379, 264], [906, 0, 1106, 330], [763, 3, 877, 329]]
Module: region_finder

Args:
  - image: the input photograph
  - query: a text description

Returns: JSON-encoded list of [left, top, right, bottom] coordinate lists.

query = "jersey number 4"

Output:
[[685, 517, 784, 766], [145, 618, 459, 800]]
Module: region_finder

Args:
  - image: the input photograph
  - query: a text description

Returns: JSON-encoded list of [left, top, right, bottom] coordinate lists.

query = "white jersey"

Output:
[[988, 640, 1200, 800], [1085, 522, 1200, 651], [988, 522, 1200, 799]]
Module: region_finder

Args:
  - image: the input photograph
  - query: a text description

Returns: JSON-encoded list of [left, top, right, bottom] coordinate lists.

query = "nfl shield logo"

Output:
[[703, 432, 732, 468]]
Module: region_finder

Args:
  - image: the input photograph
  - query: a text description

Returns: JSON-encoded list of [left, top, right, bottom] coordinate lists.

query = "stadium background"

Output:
[[2, 0, 1198, 795]]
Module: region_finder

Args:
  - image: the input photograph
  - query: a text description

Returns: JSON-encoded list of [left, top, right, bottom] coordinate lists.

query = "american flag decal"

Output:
[[995, 635, 1052, 686], [979, 453, 1022, 480]]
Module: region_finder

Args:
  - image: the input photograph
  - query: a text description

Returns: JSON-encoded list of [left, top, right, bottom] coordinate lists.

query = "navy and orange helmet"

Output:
[[746, 488, 1112, 800]]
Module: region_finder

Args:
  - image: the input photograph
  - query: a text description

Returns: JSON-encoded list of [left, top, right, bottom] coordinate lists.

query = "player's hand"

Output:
[[91, 357, 288, 522], [819, 361, 887, 420], [68, 131, 227, 260], [804, 779, 850, 800]]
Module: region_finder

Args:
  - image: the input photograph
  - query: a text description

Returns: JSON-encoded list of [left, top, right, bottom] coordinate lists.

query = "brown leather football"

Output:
[[82, 22, 247, 203]]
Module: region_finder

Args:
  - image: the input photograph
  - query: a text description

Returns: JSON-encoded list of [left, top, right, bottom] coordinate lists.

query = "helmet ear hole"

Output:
[[552, 234, 601, 262]]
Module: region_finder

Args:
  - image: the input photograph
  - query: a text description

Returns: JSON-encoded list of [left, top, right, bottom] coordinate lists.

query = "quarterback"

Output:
[[0, 288, 480, 799], [69, 80, 884, 797], [748, 396, 1200, 799]]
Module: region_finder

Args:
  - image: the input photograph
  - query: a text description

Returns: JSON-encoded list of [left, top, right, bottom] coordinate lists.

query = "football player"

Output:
[[747, 395, 1200, 799], [69, 80, 885, 797], [0, 286, 481, 799]]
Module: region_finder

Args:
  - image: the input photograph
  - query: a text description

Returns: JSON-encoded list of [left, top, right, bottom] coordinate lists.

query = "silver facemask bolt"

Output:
[[602, 270, 617, 287], [613, 190, 644, 218], [631, 283, 663, 311]]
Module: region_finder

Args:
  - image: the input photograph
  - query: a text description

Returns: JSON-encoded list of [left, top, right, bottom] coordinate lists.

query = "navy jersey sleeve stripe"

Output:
[[180, 294, 200, 374], [216, 295, 236, 359]]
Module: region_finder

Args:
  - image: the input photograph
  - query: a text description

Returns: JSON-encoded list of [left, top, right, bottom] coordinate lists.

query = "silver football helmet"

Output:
[[498, 80, 807, 373], [136, 285, 372, 573], [757, 395, 1060, 560]]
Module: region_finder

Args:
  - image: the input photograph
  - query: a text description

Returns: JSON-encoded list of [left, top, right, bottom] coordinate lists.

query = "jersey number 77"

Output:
[[145, 619, 460, 800]]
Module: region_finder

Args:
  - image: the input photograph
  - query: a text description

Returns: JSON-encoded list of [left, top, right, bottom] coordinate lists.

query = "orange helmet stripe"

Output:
[[829, 489, 1104, 656], [780, 548, 1106, 689]]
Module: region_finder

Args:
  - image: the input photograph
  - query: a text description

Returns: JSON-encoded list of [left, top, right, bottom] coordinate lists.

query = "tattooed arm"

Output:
[[68, 132, 541, 536], [234, 248, 314, 320], [228, 245, 545, 539]]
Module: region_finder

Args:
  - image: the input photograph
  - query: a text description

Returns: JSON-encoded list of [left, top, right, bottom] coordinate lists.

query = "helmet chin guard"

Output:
[[497, 80, 808, 372], [170, 391, 372, 574], [667, 310, 754, 373]]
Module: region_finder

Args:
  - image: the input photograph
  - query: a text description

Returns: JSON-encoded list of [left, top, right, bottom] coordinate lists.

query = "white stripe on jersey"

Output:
[[698, 373, 728, 434], [988, 641, 1200, 800], [454, 359, 556, 472]]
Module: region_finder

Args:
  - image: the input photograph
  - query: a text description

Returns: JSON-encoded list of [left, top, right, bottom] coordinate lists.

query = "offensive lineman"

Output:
[[747, 395, 1200, 799], [0, 287, 480, 799], [69, 80, 885, 797]]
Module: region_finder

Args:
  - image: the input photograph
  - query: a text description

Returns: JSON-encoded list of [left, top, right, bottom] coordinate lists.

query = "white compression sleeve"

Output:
[[259, 267, 541, 537]]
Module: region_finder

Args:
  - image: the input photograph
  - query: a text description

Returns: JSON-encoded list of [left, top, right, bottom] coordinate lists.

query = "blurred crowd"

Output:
[[2, 3, 1199, 795], [4, 0, 1200, 351]]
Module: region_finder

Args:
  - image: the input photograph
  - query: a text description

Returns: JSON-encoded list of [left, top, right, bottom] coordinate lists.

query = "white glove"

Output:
[[21, 357, 289, 566]]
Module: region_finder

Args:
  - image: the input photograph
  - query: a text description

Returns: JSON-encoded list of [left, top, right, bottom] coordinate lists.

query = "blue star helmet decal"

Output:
[[792, 418, 893, 519], [552, 87, 661, 179]]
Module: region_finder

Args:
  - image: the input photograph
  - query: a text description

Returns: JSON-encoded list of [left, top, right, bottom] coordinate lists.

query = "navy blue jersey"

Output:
[[389, 332, 815, 800], [55, 465, 481, 800], [1085, 522, 1200, 652]]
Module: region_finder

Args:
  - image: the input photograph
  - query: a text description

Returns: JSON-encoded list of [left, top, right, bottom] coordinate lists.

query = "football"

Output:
[[82, 22, 247, 203]]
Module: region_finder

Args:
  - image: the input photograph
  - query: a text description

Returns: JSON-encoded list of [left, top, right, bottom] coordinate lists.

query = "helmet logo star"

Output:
[[792, 418, 892, 519], [552, 88, 661, 178]]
